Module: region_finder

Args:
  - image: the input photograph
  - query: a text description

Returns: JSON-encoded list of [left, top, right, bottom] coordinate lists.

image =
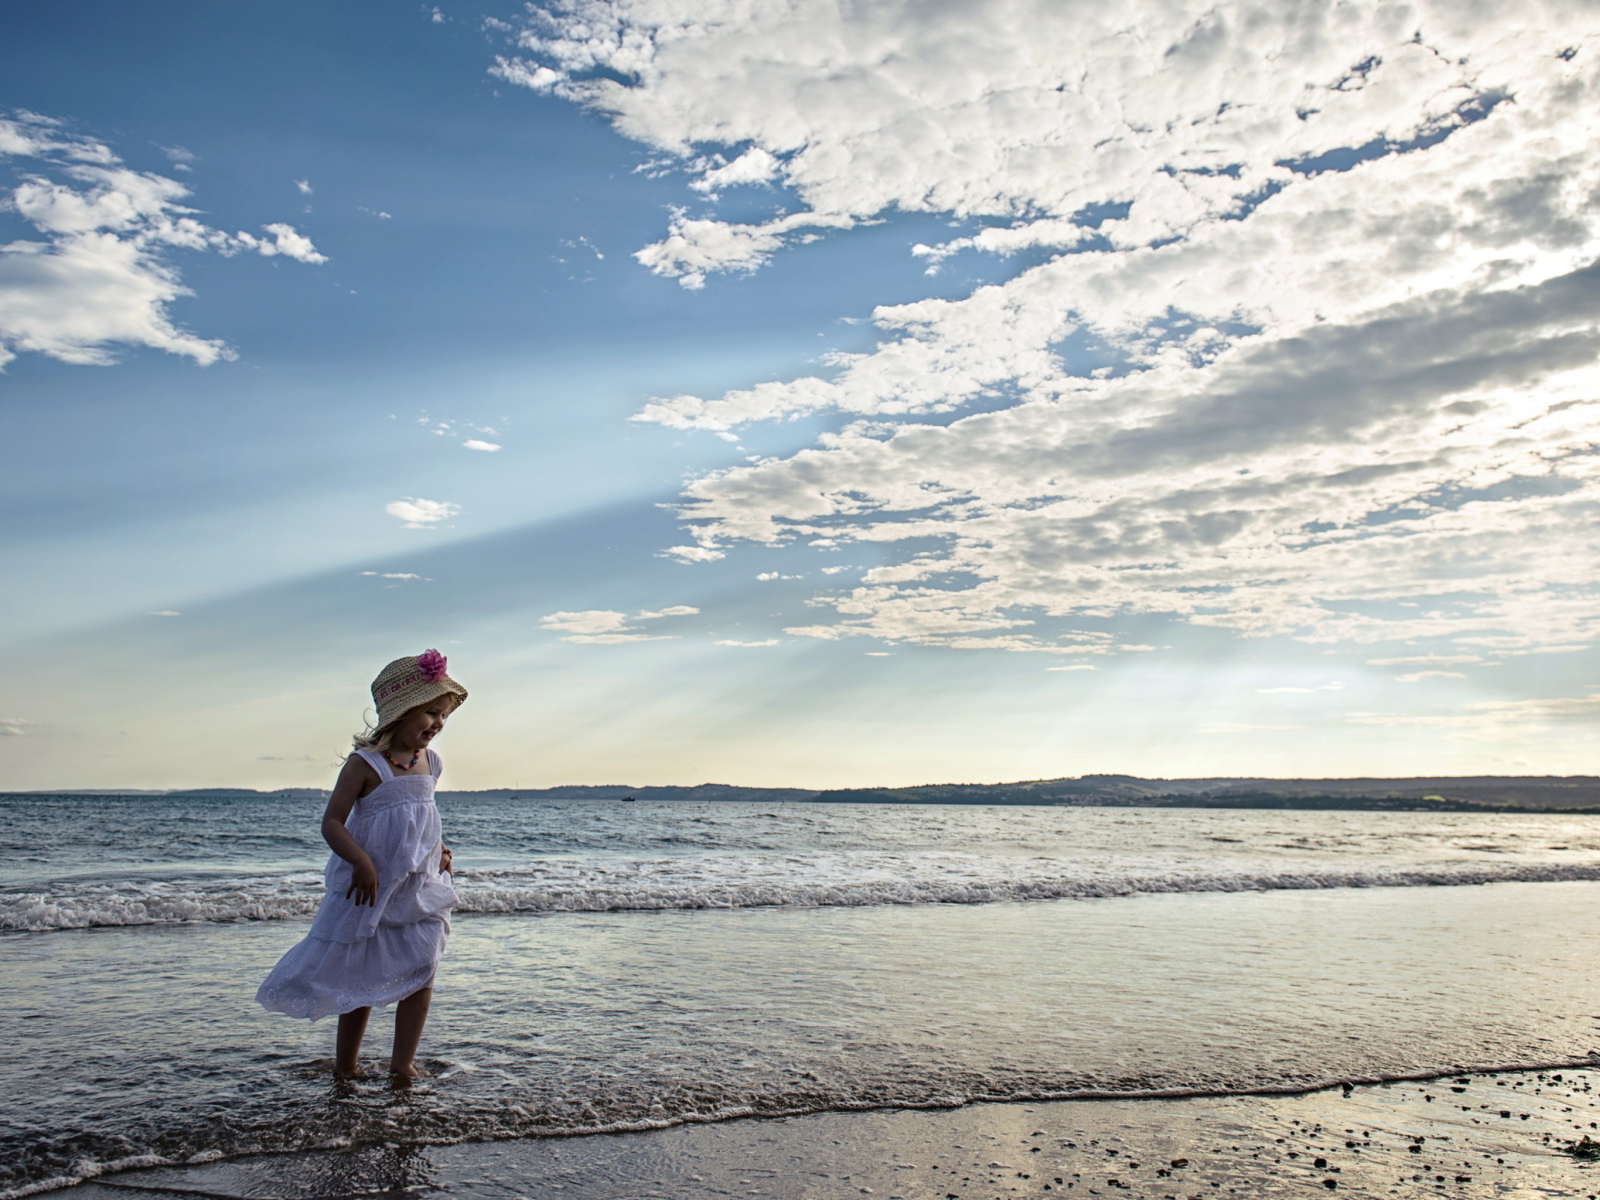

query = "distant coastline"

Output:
[[10, 774, 1600, 813]]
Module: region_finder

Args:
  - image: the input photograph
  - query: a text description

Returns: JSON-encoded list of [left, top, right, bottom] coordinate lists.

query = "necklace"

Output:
[[386, 747, 420, 772]]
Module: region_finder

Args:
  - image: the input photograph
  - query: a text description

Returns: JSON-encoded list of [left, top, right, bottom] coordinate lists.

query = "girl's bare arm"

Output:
[[322, 756, 381, 905]]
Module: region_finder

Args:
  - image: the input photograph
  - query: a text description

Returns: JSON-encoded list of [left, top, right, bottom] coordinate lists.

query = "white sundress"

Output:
[[256, 748, 459, 1020]]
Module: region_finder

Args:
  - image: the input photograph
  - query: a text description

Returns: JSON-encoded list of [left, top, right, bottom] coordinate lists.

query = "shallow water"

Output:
[[4, 797, 1600, 1196]]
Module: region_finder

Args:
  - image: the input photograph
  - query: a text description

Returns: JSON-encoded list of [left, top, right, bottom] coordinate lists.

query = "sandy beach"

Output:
[[47, 1066, 1600, 1199]]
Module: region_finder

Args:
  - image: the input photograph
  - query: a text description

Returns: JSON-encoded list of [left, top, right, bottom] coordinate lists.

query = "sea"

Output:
[[5, 792, 1600, 1197]]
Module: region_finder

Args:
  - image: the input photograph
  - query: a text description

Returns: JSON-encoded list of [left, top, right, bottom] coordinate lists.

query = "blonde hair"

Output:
[[352, 692, 462, 753]]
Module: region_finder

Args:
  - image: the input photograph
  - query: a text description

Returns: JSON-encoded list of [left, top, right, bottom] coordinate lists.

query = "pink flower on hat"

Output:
[[417, 648, 448, 681]]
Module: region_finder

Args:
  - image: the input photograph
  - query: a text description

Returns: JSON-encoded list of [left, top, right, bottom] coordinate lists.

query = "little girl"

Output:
[[257, 649, 467, 1078]]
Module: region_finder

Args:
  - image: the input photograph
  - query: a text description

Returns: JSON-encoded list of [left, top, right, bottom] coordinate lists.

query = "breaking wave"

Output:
[[9, 853, 1600, 931]]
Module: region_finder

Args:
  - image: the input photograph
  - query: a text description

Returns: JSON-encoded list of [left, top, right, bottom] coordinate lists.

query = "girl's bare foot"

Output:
[[389, 1061, 429, 1079], [333, 1062, 367, 1079]]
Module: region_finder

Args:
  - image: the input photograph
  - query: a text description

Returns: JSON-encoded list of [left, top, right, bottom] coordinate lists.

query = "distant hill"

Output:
[[808, 774, 1600, 811], [436, 783, 820, 804], [165, 787, 332, 799], [450, 774, 1600, 811]]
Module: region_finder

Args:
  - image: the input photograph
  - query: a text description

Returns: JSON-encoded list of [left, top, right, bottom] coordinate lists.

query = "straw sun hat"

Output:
[[370, 649, 468, 730]]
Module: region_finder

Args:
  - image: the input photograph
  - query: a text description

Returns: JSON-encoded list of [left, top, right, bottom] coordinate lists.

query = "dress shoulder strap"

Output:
[[354, 748, 393, 781], [427, 748, 442, 779]]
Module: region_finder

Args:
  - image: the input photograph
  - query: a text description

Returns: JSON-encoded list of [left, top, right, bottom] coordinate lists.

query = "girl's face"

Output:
[[390, 697, 456, 753]]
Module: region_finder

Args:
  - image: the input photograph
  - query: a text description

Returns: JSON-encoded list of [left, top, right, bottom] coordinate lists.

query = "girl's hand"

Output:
[[438, 846, 453, 875], [346, 860, 379, 906]]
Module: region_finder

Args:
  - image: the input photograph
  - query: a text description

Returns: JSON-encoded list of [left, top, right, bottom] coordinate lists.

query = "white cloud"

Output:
[[540, 605, 697, 643], [716, 638, 781, 646], [148, 610, 180, 617], [1366, 654, 1484, 666], [295, 179, 312, 195], [0, 111, 326, 367], [1046, 664, 1096, 671], [1198, 722, 1304, 732], [664, 544, 725, 562], [690, 146, 781, 195], [539, 610, 640, 642], [541, 609, 631, 634], [385, 497, 460, 528], [501, 1, 1581, 287], [1256, 682, 1344, 694], [638, 605, 699, 618], [0, 718, 31, 736], [1394, 670, 1469, 683], [232, 223, 327, 264], [509, 2, 1600, 658], [462, 439, 501, 451], [633, 208, 855, 289]]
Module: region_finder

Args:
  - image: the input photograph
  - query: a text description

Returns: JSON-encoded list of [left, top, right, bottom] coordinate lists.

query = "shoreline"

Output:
[[13, 778, 1600, 814], [34, 1063, 1600, 1200]]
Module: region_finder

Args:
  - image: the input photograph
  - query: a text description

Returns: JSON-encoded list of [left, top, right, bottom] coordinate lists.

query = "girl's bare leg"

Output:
[[391, 987, 433, 1077], [335, 1007, 371, 1077]]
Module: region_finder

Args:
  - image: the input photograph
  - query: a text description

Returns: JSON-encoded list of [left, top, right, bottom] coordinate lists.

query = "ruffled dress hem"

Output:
[[257, 748, 458, 1021], [255, 915, 449, 1020]]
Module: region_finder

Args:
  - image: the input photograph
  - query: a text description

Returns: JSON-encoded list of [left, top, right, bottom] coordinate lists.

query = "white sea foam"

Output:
[[0, 873, 324, 932], [8, 852, 1600, 931], [456, 856, 1600, 913]]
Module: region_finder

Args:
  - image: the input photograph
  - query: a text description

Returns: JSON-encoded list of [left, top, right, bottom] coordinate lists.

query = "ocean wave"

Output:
[[454, 856, 1600, 913], [0, 873, 325, 932], [8, 853, 1600, 931]]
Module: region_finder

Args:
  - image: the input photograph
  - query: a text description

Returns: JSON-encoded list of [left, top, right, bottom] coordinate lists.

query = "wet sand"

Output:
[[49, 1066, 1600, 1199]]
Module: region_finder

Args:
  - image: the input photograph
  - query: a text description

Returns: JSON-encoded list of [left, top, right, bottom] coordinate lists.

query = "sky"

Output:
[[3, 0, 1599, 791]]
